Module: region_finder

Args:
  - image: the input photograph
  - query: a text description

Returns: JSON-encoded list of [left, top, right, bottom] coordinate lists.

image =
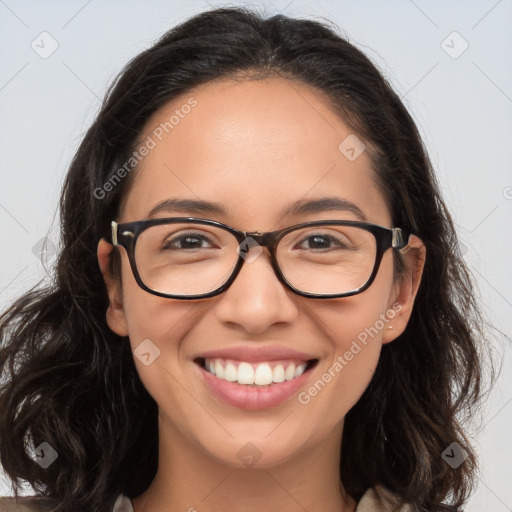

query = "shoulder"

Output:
[[2, 490, 413, 512], [0, 496, 60, 512], [0, 494, 132, 512], [356, 484, 414, 512]]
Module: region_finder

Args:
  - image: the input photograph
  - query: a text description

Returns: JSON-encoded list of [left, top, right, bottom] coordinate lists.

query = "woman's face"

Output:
[[98, 77, 423, 469]]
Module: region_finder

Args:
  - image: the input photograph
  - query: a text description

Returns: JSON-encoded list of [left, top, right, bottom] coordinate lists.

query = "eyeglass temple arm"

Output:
[[111, 221, 118, 246], [391, 228, 412, 250], [392, 227, 418, 256]]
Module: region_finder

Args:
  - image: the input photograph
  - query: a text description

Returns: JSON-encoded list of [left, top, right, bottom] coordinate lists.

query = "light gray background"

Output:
[[0, 0, 511, 510]]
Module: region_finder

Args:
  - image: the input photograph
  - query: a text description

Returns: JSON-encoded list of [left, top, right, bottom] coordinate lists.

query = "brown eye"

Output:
[[162, 232, 216, 250]]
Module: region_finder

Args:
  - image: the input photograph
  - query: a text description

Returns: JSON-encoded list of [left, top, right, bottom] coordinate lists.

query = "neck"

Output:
[[131, 411, 356, 512]]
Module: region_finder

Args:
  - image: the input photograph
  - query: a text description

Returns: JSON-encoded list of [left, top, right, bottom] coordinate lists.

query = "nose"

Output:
[[212, 245, 300, 334]]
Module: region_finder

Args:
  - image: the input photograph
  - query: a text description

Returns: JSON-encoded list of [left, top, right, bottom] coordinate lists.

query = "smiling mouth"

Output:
[[194, 357, 318, 387]]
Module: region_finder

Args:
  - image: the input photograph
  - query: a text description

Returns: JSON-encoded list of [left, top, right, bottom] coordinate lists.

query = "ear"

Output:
[[382, 235, 426, 344], [97, 238, 129, 337]]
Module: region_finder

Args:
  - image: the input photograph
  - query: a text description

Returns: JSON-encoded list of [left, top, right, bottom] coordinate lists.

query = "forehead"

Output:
[[119, 78, 391, 229]]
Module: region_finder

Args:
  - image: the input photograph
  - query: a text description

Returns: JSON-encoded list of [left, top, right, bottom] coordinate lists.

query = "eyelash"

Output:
[[162, 232, 350, 250], [162, 232, 217, 250]]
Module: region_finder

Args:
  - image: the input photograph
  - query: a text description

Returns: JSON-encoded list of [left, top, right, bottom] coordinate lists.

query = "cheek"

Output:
[[330, 335, 382, 405], [298, 311, 385, 421], [121, 297, 199, 419], [119, 277, 211, 392], [320, 252, 396, 346], [306, 252, 396, 404], [122, 288, 206, 360], [118, 249, 199, 341]]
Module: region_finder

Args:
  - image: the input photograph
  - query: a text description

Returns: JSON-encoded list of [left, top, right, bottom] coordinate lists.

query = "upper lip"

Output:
[[194, 345, 317, 363]]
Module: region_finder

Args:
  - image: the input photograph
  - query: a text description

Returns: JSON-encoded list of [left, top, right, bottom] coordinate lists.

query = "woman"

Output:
[[0, 6, 490, 512]]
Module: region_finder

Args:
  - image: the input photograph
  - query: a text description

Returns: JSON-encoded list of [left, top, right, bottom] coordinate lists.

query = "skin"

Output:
[[97, 77, 425, 512]]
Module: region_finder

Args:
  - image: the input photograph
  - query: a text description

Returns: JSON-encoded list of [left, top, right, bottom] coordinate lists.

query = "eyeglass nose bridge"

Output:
[[238, 230, 281, 256], [230, 230, 290, 296]]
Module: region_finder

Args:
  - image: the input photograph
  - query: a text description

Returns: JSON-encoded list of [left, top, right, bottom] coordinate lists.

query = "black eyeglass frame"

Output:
[[110, 217, 411, 300]]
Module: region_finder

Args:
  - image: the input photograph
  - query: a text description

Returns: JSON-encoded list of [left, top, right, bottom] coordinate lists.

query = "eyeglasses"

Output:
[[110, 217, 411, 300]]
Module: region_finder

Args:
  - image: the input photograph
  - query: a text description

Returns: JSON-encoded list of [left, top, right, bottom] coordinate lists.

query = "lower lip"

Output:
[[195, 361, 316, 411]]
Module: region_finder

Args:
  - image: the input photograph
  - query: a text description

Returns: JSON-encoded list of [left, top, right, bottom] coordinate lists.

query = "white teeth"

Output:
[[295, 363, 307, 377], [203, 358, 310, 386], [215, 360, 224, 379], [224, 362, 238, 382], [237, 362, 254, 385], [254, 363, 273, 385], [272, 364, 285, 383], [285, 364, 296, 381]]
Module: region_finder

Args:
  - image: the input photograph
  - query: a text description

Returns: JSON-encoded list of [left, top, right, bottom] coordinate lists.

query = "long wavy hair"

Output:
[[0, 6, 494, 512]]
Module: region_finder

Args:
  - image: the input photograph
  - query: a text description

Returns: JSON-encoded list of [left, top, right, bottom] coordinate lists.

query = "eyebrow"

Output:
[[147, 196, 367, 221]]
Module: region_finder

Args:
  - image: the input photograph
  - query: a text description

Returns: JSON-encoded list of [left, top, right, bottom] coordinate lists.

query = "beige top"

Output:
[[0, 485, 413, 511]]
